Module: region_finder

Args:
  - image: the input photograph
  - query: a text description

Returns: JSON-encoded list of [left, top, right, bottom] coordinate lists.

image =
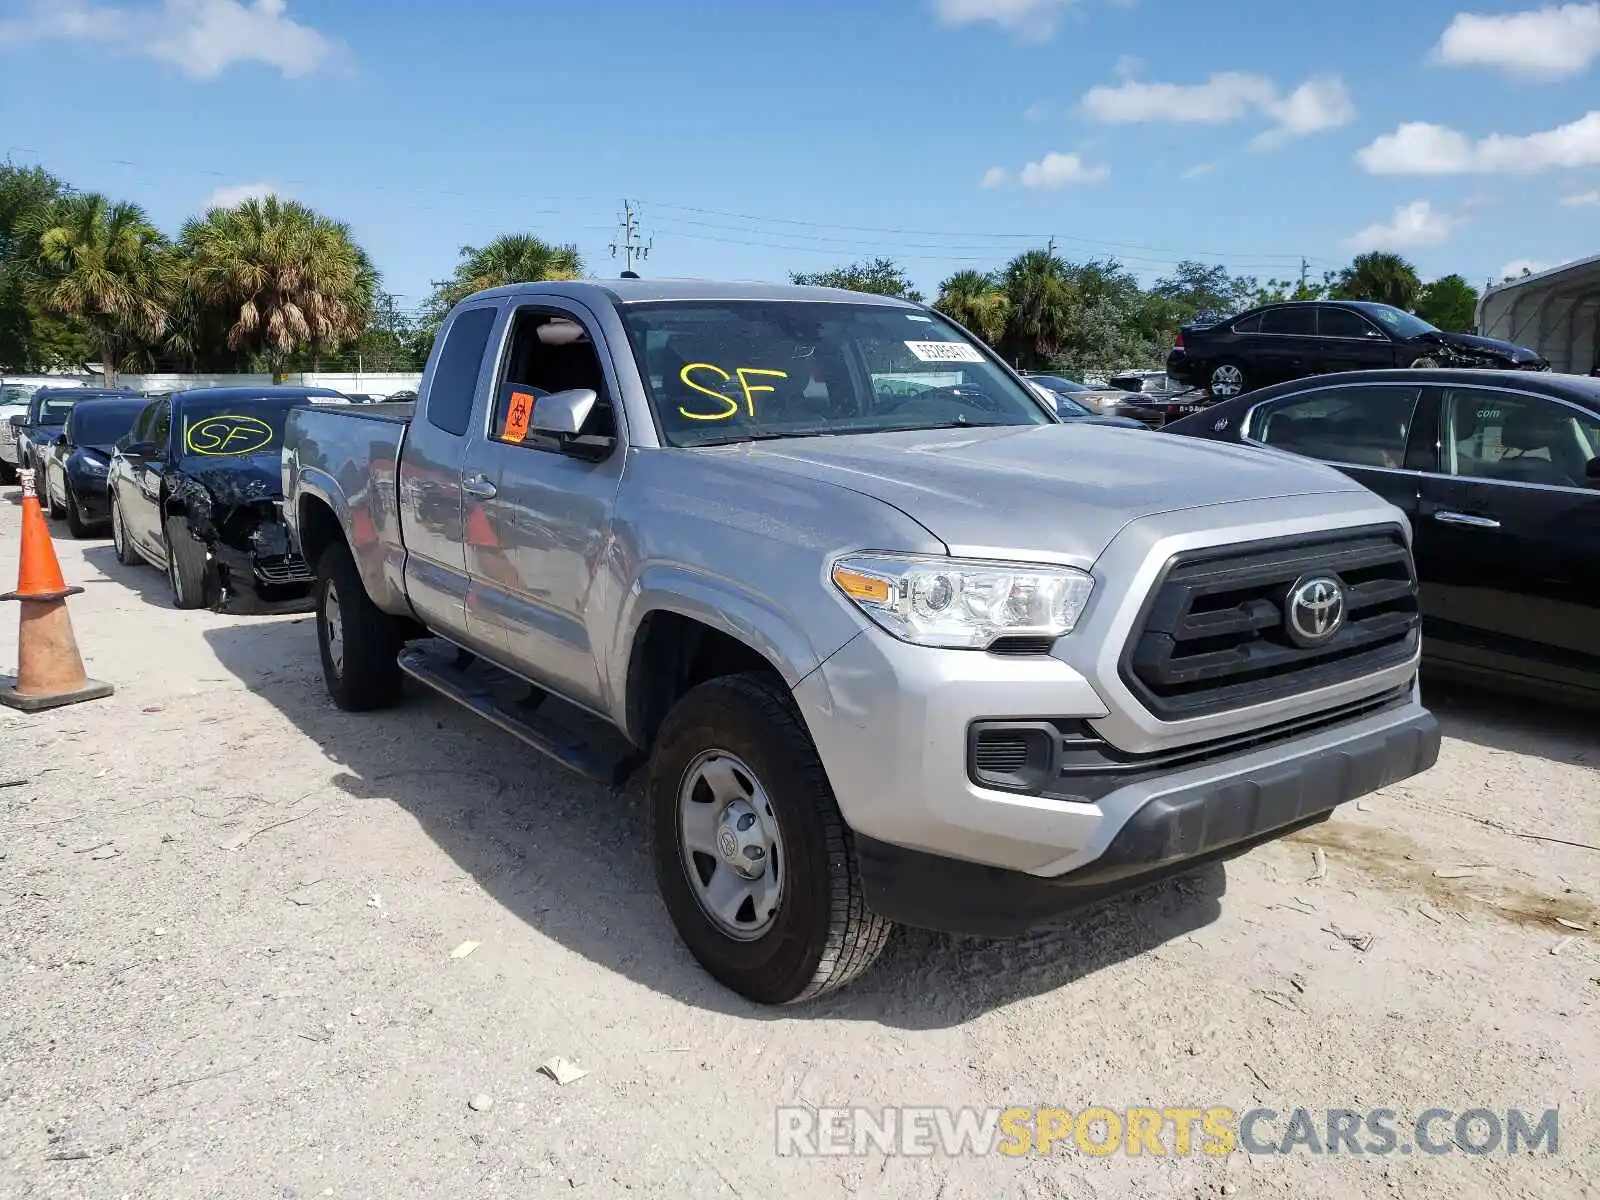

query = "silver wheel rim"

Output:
[[1412, 356, 1438, 368], [323, 581, 345, 677], [112, 502, 123, 553], [678, 750, 784, 941], [1211, 364, 1244, 396]]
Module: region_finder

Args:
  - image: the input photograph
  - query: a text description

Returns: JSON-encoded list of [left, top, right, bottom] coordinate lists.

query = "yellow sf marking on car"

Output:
[[184, 414, 274, 456]]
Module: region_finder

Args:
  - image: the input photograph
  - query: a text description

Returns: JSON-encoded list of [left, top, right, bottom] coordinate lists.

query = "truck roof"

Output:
[[463, 278, 924, 309]]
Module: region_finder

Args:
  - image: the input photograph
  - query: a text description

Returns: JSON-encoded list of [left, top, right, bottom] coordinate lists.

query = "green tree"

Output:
[[1414, 274, 1479, 332], [1149, 261, 1258, 327], [933, 269, 1009, 343], [791, 257, 923, 303], [1252, 271, 1335, 306], [426, 234, 584, 325], [1330, 252, 1422, 310], [180, 195, 374, 379], [23, 192, 173, 384], [998, 248, 1077, 369]]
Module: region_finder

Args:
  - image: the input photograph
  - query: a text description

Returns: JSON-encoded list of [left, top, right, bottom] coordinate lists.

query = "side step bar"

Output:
[[397, 639, 642, 786]]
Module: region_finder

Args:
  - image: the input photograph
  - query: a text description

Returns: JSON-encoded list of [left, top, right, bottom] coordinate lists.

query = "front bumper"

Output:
[[210, 542, 315, 612], [795, 622, 1438, 934]]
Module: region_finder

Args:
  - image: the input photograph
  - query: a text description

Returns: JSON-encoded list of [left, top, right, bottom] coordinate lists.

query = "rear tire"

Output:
[[1209, 360, 1249, 398], [46, 481, 65, 520], [316, 540, 404, 711], [648, 672, 892, 1004], [164, 514, 213, 609], [111, 493, 141, 566]]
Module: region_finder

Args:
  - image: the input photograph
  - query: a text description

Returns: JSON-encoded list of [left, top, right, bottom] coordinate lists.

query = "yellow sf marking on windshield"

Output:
[[735, 368, 787, 417], [677, 363, 790, 421], [185, 414, 273, 456]]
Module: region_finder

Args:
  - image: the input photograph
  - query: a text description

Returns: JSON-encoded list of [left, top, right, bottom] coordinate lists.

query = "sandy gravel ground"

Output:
[[1, 487, 1596, 1200]]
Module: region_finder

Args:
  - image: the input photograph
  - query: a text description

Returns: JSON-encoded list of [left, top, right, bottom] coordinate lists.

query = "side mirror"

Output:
[[55, 433, 67, 447], [8, 414, 26, 430], [531, 388, 598, 436], [1587, 458, 1600, 486]]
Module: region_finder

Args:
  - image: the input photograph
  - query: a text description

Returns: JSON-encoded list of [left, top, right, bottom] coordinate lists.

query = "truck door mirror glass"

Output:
[[8, 414, 26, 430], [532, 388, 598, 437]]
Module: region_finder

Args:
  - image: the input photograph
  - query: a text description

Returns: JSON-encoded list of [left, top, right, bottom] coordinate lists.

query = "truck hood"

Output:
[[721, 424, 1368, 566]]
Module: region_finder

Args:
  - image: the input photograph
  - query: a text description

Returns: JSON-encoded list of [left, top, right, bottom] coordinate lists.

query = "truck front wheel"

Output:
[[649, 673, 892, 1004], [316, 541, 404, 711]]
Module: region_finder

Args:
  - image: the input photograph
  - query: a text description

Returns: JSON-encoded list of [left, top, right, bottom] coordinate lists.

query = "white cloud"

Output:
[[1017, 151, 1110, 187], [1499, 258, 1553, 278], [1357, 110, 1600, 174], [1182, 163, 1216, 178], [1434, 3, 1600, 80], [931, 0, 1077, 40], [1561, 188, 1600, 204], [1080, 71, 1353, 146], [0, 0, 335, 79], [1112, 53, 1142, 78], [979, 166, 1009, 188], [1345, 200, 1459, 252], [205, 181, 283, 208]]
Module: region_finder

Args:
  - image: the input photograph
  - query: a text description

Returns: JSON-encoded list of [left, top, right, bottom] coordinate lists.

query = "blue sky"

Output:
[[3, 0, 1598, 314]]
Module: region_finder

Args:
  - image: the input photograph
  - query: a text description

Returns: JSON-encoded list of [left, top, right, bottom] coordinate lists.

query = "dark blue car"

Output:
[[40, 397, 148, 537]]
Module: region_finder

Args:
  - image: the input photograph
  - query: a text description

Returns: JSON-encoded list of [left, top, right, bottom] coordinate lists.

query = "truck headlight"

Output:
[[831, 553, 1093, 649]]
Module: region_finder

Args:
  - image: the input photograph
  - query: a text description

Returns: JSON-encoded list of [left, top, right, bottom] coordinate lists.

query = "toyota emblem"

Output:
[[1286, 575, 1346, 646]]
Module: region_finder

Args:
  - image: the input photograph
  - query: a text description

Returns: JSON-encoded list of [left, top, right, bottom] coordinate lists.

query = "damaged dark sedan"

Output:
[[107, 386, 348, 611]]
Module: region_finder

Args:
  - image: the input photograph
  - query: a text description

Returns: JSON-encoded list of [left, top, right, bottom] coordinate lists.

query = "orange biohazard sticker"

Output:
[[502, 390, 535, 443]]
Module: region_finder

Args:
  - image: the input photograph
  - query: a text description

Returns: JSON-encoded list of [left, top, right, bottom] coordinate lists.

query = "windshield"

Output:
[[1357, 304, 1438, 339], [1030, 375, 1088, 393], [68, 404, 142, 447], [178, 398, 307, 459], [1, 385, 37, 407], [34, 397, 78, 425], [618, 301, 1053, 447], [1054, 395, 1093, 417]]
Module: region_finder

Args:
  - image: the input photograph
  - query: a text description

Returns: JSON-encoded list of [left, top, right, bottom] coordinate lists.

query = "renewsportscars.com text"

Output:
[[775, 1106, 1560, 1158]]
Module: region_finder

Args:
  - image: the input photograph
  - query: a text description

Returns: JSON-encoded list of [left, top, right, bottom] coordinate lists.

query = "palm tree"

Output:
[[1331, 252, 1422, 310], [180, 195, 373, 379], [428, 234, 584, 317], [934, 270, 1010, 344], [1000, 248, 1078, 368], [23, 193, 173, 384]]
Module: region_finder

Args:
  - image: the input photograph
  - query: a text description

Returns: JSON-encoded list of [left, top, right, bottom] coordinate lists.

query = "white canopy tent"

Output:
[[1476, 254, 1600, 375]]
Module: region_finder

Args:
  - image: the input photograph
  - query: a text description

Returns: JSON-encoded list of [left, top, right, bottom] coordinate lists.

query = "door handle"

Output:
[[461, 474, 497, 499], [1433, 510, 1500, 529]]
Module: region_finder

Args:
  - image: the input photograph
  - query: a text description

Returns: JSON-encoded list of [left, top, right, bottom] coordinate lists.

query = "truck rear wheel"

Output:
[[648, 672, 892, 1004], [316, 540, 404, 711]]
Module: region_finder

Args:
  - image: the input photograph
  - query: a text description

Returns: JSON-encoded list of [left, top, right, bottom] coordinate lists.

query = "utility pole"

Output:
[[1299, 257, 1309, 294], [609, 200, 652, 276], [1046, 235, 1057, 258]]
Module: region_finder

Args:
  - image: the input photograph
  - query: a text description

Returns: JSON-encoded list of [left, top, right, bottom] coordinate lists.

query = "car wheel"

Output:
[[164, 514, 212, 610], [46, 480, 65, 520], [1410, 355, 1441, 369], [111, 494, 141, 566], [649, 672, 892, 1005], [1209, 361, 1248, 398], [65, 488, 93, 539], [316, 540, 404, 711]]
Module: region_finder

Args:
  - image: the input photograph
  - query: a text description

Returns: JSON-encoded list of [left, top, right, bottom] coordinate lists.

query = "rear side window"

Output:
[[1231, 314, 1261, 333], [1259, 307, 1316, 336], [1253, 385, 1421, 468], [426, 307, 497, 437]]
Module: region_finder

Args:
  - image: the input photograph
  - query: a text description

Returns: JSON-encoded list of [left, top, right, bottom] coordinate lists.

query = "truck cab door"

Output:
[[463, 300, 627, 711], [398, 303, 501, 648]]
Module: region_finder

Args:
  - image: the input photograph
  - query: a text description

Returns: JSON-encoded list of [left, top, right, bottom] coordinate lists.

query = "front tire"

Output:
[[1209, 361, 1249, 398], [111, 493, 141, 566], [648, 672, 892, 1004], [46, 479, 65, 520], [164, 514, 212, 609], [316, 540, 404, 711], [65, 488, 93, 539]]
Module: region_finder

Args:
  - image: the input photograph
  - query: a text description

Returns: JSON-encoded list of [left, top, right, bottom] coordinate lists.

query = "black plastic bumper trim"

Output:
[[859, 707, 1440, 937]]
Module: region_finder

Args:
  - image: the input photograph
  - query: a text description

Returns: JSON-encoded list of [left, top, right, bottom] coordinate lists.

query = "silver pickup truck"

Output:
[[283, 279, 1440, 1004]]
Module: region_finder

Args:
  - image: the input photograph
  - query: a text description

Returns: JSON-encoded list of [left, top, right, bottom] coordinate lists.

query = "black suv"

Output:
[[1166, 300, 1548, 398]]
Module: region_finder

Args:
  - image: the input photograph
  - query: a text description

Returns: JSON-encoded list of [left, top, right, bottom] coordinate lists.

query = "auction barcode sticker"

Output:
[[905, 340, 985, 363]]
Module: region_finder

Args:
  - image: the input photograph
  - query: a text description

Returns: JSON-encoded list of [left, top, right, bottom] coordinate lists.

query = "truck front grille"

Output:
[[1122, 528, 1419, 720]]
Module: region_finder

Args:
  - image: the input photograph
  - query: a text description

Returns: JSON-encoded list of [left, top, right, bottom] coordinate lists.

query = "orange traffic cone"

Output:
[[0, 469, 113, 712]]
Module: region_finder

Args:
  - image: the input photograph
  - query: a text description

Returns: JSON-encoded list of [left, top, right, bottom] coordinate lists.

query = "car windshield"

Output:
[[1357, 304, 1438, 339], [1030, 375, 1088, 393], [69, 404, 142, 446], [1054, 395, 1093, 416], [617, 301, 1053, 447], [178, 398, 309, 459], [35, 398, 78, 425], [1, 385, 37, 406]]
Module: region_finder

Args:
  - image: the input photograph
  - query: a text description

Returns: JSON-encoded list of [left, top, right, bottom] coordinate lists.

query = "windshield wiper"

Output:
[[690, 430, 849, 447]]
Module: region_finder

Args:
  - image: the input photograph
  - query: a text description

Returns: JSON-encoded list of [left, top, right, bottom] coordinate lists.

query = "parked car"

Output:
[[282, 279, 1439, 1005], [1030, 372, 1209, 428], [0, 384, 35, 483], [1162, 368, 1600, 706], [39, 397, 147, 537], [382, 389, 419, 403], [1166, 301, 1549, 398], [10, 388, 141, 474], [107, 386, 346, 611], [1026, 380, 1144, 428]]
